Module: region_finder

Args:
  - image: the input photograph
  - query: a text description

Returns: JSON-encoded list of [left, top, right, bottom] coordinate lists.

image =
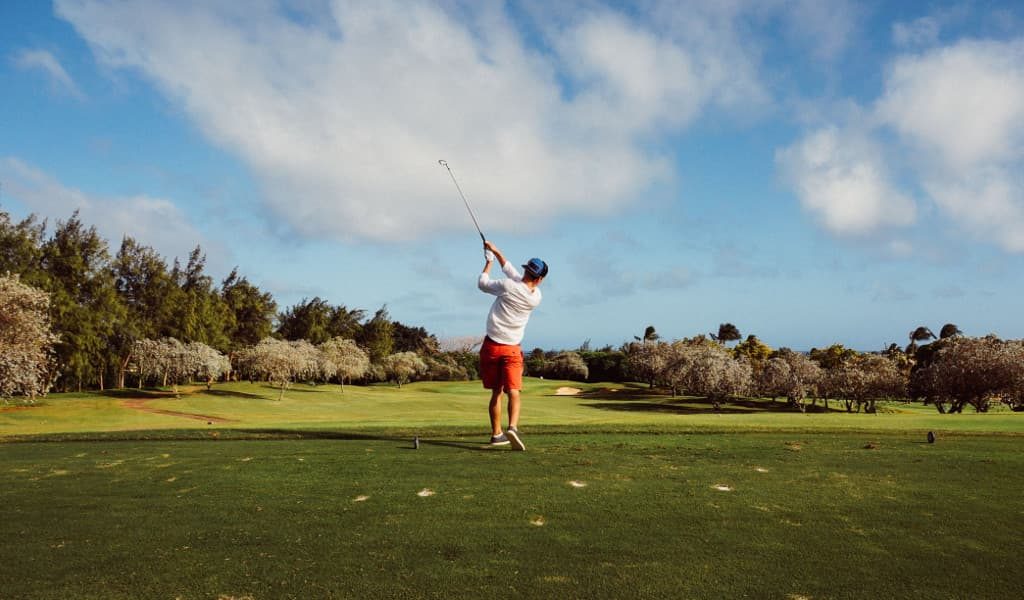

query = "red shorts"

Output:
[[479, 337, 524, 391]]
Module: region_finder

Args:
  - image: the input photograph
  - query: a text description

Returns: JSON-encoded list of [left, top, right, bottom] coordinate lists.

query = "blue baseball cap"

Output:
[[522, 258, 548, 278]]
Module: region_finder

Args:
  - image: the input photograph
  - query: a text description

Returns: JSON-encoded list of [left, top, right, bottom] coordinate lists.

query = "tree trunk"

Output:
[[119, 352, 131, 389], [278, 382, 286, 401], [98, 367, 105, 392]]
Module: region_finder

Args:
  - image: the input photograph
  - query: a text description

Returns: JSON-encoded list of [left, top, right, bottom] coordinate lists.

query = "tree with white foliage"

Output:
[[0, 274, 59, 403], [319, 337, 370, 391], [237, 338, 319, 400], [625, 340, 670, 389], [758, 349, 822, 412], [663, 339, 752, 410], [910, 336, 1024, 413], [438, 336, 483, 353], [189, 341, 231, 389], [543, 351, 589, 381], [382, 351, 427, 388], [826, 354, 905, 413], [131, 337, 229, 395]]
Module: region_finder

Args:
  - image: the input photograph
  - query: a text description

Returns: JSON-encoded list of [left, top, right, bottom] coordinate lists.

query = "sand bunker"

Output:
[[568, 480, 587, 488], [713, 484, 733, 492], [417, 488, 435, 497], [353, 495, 370, 502], [555, 387, 582, 395], [754, 467, 769, 473], [530, 516, 546, 526]]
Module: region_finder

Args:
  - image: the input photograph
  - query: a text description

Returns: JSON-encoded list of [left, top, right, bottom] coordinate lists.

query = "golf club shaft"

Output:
[[438, 160, 486, 243]]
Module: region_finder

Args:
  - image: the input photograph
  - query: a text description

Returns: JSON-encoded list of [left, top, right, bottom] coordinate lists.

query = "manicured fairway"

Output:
[[2, 431, 1023, 599], [1, 381, 1022, 598]]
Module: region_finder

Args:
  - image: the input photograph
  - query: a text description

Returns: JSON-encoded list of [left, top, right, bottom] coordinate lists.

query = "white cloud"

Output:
[[54, 0, 771, 242], [0, 157, 207, 263], [775, 126, 916, 236], [11, 49, 84, 98], [924, 167, 1024, 253], [875, 39, 1024, 169], [875, 38, 1024, 253], [780, 37, 1024, 254]]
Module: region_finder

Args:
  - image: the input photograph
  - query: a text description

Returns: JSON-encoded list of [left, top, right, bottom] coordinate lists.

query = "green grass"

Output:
[[1, 380, 1022, 598], [4, 379, 1022, 437]]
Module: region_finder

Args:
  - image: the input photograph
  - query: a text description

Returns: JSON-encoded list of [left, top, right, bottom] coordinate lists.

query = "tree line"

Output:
[[3, 207, 1023, 413], [0, 207, 469, 396], [526, 324, 1024, 414]]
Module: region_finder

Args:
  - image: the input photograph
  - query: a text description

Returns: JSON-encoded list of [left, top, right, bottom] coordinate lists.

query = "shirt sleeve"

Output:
[[478, 272, 505, 295], [502, 261, 522, 282]]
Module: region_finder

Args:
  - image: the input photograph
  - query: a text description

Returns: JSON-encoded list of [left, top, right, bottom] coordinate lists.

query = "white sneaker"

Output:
[[490, 433, 510, 446], [506, 427, 525, 451]]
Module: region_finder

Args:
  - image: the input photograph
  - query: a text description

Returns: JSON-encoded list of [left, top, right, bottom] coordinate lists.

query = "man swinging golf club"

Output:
[[478, 240, 547, 451]]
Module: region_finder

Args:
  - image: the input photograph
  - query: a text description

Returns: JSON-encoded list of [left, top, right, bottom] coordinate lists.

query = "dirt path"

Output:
[[121, 398, 233, 423]]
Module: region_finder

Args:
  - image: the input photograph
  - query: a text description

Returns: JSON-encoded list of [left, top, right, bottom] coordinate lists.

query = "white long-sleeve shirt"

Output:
[[478, 261, 542, 345]]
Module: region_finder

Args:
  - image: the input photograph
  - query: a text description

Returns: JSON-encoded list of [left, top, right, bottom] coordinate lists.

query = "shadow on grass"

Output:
[[204, 389, 265, 400], [260, 385, 330, 394], [582, 393, 846, 415], [96, 388, 177, 400], [237, 429, 492, 452]]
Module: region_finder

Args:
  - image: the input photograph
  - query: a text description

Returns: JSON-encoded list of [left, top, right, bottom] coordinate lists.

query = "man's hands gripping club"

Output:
[[482, 240, 507, 272]]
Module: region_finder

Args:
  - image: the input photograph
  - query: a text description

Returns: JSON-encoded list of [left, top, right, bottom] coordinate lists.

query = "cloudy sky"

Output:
[[2, 0, 1024, 351]]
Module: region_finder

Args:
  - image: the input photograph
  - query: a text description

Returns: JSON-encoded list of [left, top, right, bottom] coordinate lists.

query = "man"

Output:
[[478, 240, 547, 451]]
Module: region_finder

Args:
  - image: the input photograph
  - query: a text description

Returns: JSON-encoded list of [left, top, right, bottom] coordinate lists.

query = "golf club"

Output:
[[438, 159, 486, 243]]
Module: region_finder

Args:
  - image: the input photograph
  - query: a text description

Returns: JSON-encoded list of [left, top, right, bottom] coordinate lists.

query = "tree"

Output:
[[758, 349, 822, 412], [392, 321, 439, 354], [809, 344, 858, 370], [221, 268, 277, 350], [438, 336, 483, 353], [0, 274, 59, 402], [634, 325, 659, 343], [939, 323, 963, 339], [733, 335, 773, 375], [825, 354, 906, 413], [358, 306, 394, 364], [909, 336, 1024, 413], [578, 349, 628, 382], [625, 340, 670, 388], [168, 246, 232, 351], [663, 339, 751, 410], [131, 338, 162, 389], [381, 351, 427, 388], [277, 296, 334, 344], [422, 353, 472, 381], [40, 212, 125, 391], [712, 323, 742, 345], [190, 342, 231, 389], [113, 237, 178, 388], [328, 305, 366, 340], [906, 325, 936, 355], [236, 338, 320, 400], [0, 209, 47, 286], [543, 351, 589, 381], [319, 337, 370, 391]]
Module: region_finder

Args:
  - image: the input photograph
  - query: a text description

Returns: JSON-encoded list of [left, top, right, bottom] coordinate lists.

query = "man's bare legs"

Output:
[[489, 387, 522, 436], [507, 389, 521, 430], [489, 388, 503, 437]]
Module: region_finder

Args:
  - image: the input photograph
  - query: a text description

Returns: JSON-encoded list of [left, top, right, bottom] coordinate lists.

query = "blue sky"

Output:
[[2, 0, 1024, 352]]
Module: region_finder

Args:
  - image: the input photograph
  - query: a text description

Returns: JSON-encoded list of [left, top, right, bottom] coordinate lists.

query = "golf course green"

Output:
[[2, 379, 1022, 599]]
